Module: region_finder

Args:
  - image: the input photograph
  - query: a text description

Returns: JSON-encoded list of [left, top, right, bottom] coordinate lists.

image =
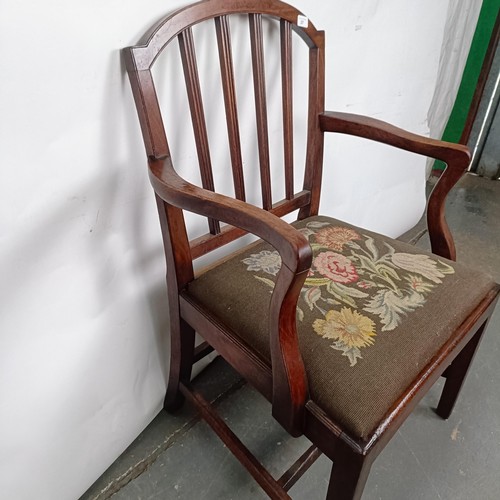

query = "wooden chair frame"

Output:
[[124, 1, 500, 497]]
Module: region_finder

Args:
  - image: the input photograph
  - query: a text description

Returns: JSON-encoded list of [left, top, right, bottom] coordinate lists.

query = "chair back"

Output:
[[124, 0, 325, 262]]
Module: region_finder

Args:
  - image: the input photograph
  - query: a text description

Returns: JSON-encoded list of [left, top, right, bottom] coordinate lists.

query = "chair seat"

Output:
[[187, 215, 495, 440]]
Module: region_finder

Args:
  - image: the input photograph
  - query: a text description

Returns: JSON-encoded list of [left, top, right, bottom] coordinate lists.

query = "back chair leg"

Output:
[[164, 316, 196, 412], [326, 447, 372, 500], [436, 322, 486, 419]]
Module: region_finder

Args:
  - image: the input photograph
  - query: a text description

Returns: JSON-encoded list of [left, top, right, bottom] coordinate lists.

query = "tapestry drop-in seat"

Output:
[[124, 0, 499, 497], [188, 215, 495, 440]]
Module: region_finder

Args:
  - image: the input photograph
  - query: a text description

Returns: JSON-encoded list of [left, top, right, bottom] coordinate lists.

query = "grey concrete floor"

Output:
[[82, 173, 500, 500]]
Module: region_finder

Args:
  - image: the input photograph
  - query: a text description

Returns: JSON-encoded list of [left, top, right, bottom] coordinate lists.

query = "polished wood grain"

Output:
[[298, 38, 325, 219], [124, 1, 500, 497], [215, 15, 246, 201], [280, 19, 294, 200], [178, 27, 220, 235], [249, 13, 273, 210], [278, 444, 322, 491], [319, 111, 471, 260], [189, 190, 311, 259], [436, 322, 486, 419]]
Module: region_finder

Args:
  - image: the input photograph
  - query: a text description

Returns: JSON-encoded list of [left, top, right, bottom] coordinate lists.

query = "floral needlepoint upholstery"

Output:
[[242, 220, 457, 367], [187, 216, 495, 439]]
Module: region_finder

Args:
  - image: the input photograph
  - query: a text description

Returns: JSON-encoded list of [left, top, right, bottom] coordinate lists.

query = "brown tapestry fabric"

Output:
[[187, 215, 495, 440]]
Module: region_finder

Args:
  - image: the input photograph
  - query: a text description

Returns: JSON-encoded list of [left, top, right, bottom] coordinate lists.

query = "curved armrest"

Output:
[[149, 158, 312, 273], [149, 157, 311, 435], [319, 111, 471, 260], [319, 111, 469, 163]]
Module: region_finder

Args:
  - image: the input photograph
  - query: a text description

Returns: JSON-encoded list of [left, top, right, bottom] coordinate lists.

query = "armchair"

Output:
[[124, 1, 499, 497]]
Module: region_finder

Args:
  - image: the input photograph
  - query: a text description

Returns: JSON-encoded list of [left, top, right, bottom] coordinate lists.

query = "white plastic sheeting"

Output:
[[429, 0, 483, 140], [0, 1, 479, 499], [427, 0, 483, 174]]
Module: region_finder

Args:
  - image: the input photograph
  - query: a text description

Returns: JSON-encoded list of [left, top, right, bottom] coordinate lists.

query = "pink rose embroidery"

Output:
[[313, 251, 358, 284]]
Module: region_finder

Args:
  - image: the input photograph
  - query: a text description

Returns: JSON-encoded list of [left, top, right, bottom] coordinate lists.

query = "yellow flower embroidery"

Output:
[[313, 307, 376, 348]]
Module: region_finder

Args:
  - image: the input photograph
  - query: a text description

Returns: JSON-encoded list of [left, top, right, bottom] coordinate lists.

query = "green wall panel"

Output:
[[435, 0, 499, 170]]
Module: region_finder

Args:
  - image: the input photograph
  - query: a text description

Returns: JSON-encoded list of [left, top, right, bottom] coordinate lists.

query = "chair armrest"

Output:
[[319, 111, 472, 260], [149, 158, 312, 273], [319, 111, 470, 163], [149, 157, 311, 435]]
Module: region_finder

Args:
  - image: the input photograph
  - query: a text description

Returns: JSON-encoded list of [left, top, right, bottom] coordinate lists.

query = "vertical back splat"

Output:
[[179, 27, 221, 235], [249, 13, 272, 210], [215, 15, 246, 201], [280, 19, 294, 200]]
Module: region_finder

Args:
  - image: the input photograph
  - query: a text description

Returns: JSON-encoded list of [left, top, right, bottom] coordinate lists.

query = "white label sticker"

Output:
[[297, 15, 308, 28]]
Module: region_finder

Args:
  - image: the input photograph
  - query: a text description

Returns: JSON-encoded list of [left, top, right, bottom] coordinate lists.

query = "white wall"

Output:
[[0, 1, 477, 499]]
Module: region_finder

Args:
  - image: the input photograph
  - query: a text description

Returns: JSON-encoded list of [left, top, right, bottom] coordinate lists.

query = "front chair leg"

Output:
[[327, 446, 372, 500], [164, 316, 196, 412], [436, 322, 486, 419]]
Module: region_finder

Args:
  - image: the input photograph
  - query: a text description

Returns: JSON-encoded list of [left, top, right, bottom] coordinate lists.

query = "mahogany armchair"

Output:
[[124, 1, 499, 498]]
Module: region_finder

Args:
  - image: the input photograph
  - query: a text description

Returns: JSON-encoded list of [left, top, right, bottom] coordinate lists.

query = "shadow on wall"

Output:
[[0, 50, 173, 500], [100, 50, 172, 383]]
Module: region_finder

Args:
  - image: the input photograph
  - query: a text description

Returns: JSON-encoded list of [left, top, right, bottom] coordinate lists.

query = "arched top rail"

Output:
[[127, 0, 324, 70]]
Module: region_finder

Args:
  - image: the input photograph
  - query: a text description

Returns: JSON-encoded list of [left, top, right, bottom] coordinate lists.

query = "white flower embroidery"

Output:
[[364, 289, 426, 331], [405, 274, 434, 293], [391, 253, 445, 283], [242, 250, 282, 276]]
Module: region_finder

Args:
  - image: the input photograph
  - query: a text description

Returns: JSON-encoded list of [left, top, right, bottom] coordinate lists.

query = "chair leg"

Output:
[[326, 447, 372, 500], [164, 316, 196, 412], [436, 322, 486, 419]]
